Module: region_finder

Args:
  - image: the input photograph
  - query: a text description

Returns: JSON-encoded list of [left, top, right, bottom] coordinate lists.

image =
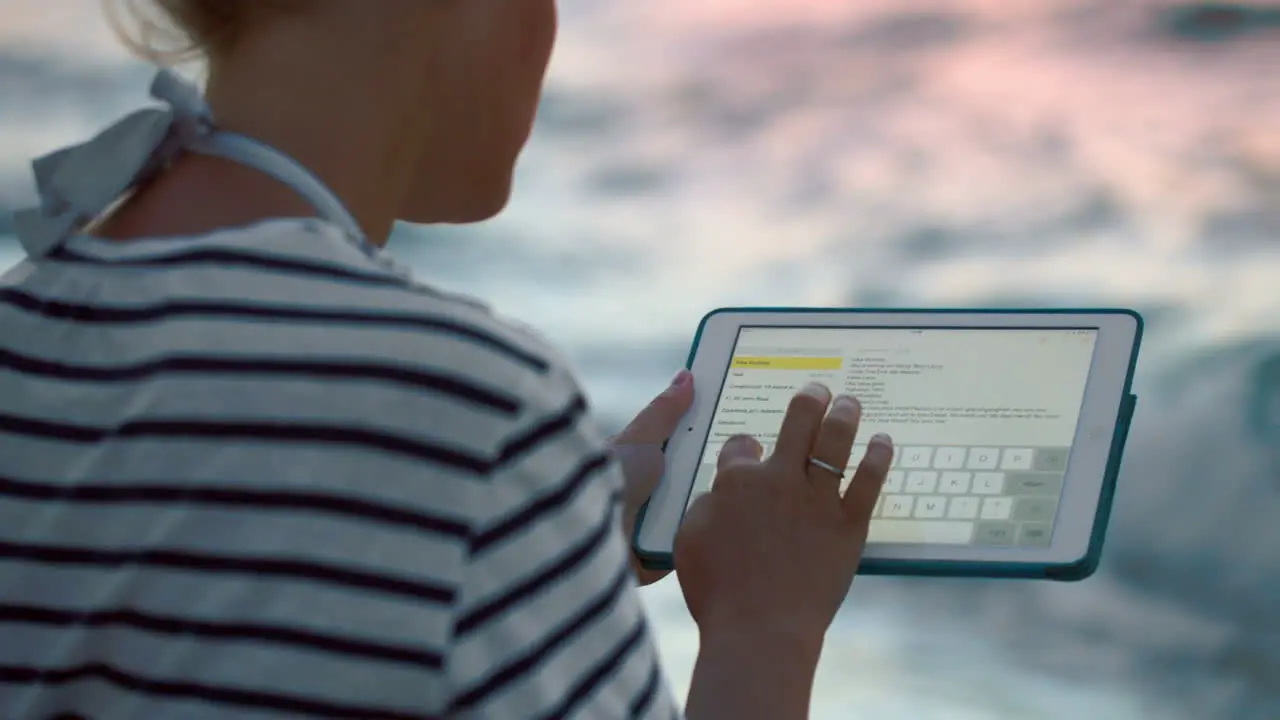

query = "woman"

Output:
[[0, 2, 893, 718]]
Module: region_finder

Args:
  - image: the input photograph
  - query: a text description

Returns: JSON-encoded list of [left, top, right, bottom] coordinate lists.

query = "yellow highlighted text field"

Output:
[[732, 356, 842, 370]]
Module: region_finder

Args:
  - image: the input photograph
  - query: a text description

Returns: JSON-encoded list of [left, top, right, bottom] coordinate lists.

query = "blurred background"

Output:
[[2, 0, 1277, 717]]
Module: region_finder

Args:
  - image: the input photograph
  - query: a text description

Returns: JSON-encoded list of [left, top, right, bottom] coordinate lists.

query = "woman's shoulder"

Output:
[[7, 217, 591, 455]]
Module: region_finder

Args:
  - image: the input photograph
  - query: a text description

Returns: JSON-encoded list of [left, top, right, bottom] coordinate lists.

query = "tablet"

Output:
[[633, 308, 1142, 581]]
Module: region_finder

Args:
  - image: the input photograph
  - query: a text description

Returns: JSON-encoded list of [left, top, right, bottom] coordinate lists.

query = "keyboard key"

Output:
[[980, 497, 1013, 520], [881, 470, 905, 493], [973, 472, 1005, 494], [933, 447, 966, 469], [882, 495, 914, 518], [901, 447, 933, 468], [939, 471, 971, 493], [1013, 497, 1058, 523], [1018, 522, 1053, 547], [905, 471, 938, 493], [893, 444, 912, 468], [974, 520, 1016, 546], [872, 495, 883, 517], [1006, 472, 1063, 496], [966, 447, 1000, 470], [947, 496, 980, 519], [1033, 447, 1070, 472], [914, 496, 946, 518], [1000, 448, 1034, 470], [867, 519, 974, 544]]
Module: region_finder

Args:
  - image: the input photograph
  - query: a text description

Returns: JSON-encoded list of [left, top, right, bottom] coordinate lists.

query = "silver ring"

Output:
[[808, 456, 846, 477]]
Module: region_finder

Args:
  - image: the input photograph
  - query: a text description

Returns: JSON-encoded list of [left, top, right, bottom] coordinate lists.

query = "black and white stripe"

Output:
[[0, 288, 552, 373], [0, 347, 525, 413], [0, 221, 679, 719]]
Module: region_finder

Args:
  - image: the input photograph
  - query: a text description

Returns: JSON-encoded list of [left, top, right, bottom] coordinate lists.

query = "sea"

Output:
[[2, 0, 1278, 718]]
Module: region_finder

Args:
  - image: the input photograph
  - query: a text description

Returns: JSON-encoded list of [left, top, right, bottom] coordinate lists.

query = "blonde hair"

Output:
[[105, 0, 286, 64]]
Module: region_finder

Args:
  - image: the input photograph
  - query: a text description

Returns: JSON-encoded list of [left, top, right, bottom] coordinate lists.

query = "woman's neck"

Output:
[[97, 7, 450, 246]]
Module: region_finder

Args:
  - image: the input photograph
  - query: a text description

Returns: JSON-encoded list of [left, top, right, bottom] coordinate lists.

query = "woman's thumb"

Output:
[[613, 370, 694, 444]]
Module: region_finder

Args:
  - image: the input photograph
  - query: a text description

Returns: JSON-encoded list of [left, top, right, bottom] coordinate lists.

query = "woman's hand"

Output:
[[609, 370, 695, 586], [675, 381, 892, 646]]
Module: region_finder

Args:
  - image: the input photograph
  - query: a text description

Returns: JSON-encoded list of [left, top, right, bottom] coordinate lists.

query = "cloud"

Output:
[[838, 10, 973, 53]]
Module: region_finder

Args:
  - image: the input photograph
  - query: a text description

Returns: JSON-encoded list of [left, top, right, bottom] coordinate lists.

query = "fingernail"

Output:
[[829, 395, 860, 420], [669, 370, 691, 388], [867, 433, 893, 462], [800, 381, 830, 400]]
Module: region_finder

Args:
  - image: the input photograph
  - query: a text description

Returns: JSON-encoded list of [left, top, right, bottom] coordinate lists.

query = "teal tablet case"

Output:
[[632, 307, 1143, 582]]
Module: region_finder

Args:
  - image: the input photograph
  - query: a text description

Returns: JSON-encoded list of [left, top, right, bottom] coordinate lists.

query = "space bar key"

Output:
[[867, 519, 975, 544]]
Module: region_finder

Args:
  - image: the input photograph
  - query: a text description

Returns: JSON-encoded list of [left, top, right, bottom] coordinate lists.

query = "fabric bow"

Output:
[[12, 70, 214, 258]]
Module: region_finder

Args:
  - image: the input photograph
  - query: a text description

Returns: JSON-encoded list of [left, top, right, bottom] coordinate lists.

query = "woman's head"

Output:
[[109, 0, 558, 226]]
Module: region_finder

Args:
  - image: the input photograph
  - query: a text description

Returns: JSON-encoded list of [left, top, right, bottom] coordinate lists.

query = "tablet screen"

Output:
[[690, 326, 1099, 547]]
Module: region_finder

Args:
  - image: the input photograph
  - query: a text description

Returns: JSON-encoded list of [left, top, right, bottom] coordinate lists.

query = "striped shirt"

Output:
[[0, 219, 680, 719]]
